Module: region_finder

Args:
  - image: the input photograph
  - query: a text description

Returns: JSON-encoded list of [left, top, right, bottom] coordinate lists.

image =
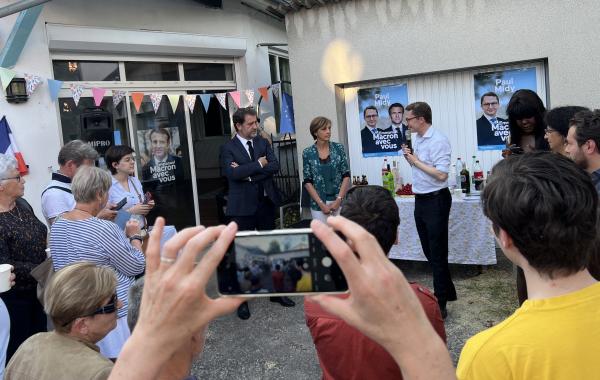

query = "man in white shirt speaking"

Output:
[[402, 102, 456, 318]]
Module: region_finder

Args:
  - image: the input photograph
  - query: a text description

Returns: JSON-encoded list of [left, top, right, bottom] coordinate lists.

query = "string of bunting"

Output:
[[0, 65, 275, 114]]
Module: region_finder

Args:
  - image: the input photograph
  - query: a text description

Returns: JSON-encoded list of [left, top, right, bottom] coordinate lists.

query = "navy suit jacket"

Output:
[[361, 127, 379, 153], [477, 115, 508, 146], [221, 135, 281, 216]]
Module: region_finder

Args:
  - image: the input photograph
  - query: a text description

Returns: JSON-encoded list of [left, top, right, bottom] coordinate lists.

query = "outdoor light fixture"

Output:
[[68, 62, 78, 73], [5, 78, 28, 103]]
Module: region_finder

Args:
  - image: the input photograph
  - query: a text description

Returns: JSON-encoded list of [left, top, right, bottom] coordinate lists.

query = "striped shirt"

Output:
[[49, 217, 145, 319]]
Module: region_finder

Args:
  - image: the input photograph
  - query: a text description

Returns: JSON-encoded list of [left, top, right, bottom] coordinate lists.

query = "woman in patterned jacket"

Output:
[[302, 117, 351, 223]]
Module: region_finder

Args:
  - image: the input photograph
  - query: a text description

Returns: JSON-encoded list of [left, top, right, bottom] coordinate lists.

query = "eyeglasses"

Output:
[[0, 175, 21, 182], [365, 114, 378, 119], [482, 102, 499, 107], [544, 128, 558, 135], [61, 293, 118, 327], [405, 116, 420, 122]]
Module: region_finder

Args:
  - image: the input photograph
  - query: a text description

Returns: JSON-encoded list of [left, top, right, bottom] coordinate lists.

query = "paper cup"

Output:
[[0, 264, 12, 293]]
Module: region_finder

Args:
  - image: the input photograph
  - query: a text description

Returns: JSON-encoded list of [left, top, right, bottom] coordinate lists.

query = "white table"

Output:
[[388, 196, 496, 265]]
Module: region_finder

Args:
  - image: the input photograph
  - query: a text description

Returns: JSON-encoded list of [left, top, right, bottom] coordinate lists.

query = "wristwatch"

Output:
[[129, 235, 143, 243]]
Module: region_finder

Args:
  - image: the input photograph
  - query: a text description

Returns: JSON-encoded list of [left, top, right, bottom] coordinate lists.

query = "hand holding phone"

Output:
[[112, 197, 128, 211], [143, 192, 153, 204]]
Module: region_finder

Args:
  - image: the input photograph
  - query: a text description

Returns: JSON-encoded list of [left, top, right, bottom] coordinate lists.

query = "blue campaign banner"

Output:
[[474, 67, 537, 151], [357, 83, 409, 158]]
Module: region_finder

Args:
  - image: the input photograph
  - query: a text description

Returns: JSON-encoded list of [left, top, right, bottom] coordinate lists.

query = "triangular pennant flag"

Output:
[[199, 94, 212, 111], [185, 95, 197, 113], [69, 83, 84, 106], [0, 68, 16, 91], [47, 79, 63, 102], [92, 87, 106, 107], [131, 92, 145, 112], [24, 74, 42, 96], [167, 95, 180, 112], [215, 93, 227, 110], [271, 83, 281, 99], [113, 90, 126, 107], [150, 93, 163, 113], [244, 89, 255, 106], [229, 91, 241, 107], [258, 86, 269, 102]]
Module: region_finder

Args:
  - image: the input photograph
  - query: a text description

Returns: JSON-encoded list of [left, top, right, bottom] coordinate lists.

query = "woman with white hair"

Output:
[[49, 166, 145, 360], [5, 262, 119, 379], [0, 153, 47, 364]]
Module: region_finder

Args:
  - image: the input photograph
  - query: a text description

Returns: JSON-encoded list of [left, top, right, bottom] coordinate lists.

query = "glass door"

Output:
[[129, 94, 196, 230]]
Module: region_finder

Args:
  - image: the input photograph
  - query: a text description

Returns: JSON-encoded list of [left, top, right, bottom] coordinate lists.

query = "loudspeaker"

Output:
[[80, 107, 114, 154]]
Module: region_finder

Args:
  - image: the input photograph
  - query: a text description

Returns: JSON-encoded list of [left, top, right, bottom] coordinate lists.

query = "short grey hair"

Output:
[[127, 277, 144, 331], [71, 166, 112, 203], [58, 140, 98, 166], [0, 154, 17, 180]]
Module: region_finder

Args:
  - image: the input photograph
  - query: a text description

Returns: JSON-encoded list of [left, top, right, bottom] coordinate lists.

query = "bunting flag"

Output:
[[199, 94, 212, 111], [280, 92, 296, 134], [185, 94, 197, 113], [150, 93, 162, 113], [0, 116, 28, 175], [113, 90, 126, 107], [0, 67, 16, 91], [131, 92, 144, 112], [215, 93, 227, 110], [229, 91, 241, 107], [69, 83, 84, 106], [258, 86, 269, 102], [91, 87, 106, 107], [271, 83, 281, 99], [24, 74, 42, 96], [244, 89, 255, 106], [167, 95, 180, 112], [47, 79, 63, 102]]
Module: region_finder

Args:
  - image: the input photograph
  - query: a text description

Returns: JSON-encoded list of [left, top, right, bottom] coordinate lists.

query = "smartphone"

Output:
[[143, 191, 153, 204], [217, 228, 348, 297], [112, 197, 128, 211]]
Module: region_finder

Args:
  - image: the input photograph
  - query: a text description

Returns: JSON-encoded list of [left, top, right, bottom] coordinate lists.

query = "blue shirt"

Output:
[[592, 169, 600, 195], [50, 217, 145, 319], [411, 126, 451, 194]]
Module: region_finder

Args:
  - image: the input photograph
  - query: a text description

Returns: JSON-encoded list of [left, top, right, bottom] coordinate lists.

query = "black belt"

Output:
[[414, 188, 449, 199]]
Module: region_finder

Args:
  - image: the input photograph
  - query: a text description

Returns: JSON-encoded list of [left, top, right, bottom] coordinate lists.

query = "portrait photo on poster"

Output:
[[357, 83, 409, 158], [137, 126, 184, 186], [474, 67, 537, 151]]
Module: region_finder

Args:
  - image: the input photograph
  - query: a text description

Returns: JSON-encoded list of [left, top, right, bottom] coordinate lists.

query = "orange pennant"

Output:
[[131, 92, 145, 112], [258, 87, 269, 102]]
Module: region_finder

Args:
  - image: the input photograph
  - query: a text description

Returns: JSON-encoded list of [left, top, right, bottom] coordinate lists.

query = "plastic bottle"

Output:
[[383, 163, 395, 196], [455, 158, 463, 188], [460, 161, 471, 195], [392, 160, 403, 192], [448, 164, 457, 190], [473, 160, 484, 191]]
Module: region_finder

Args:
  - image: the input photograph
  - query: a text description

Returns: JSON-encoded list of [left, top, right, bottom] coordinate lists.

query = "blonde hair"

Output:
[[71, 166, 112, 203], [44, 262, 117, 333], [309, 116, 331, 140]]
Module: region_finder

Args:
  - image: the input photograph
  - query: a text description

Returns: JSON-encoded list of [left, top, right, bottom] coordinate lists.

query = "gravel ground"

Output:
[[192, 249, 517, 379]]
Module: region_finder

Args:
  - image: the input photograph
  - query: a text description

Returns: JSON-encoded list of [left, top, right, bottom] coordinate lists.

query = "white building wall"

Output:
[[284, 0, 600, 179], [0, 0, 286, 220]]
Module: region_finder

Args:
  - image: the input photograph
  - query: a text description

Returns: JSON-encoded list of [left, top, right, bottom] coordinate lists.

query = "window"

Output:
[[124, 62, 179, 81], [183, 63, 234, 81], [52, 61, 120, 81], [188, 91, 231, 137], [268, 54, 293, 133]]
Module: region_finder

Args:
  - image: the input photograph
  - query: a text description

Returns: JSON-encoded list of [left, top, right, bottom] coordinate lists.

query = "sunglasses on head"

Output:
[[61, 293, 118, 327]]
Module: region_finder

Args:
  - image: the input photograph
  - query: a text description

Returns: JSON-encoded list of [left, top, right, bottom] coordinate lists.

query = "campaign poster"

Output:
[[137, 126, 183, 185], [474, 67, 537, 150], [357, 83, 409, 158]]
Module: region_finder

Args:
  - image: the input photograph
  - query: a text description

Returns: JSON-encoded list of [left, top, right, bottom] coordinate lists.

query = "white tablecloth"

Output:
[[388, 196, 496, 265]]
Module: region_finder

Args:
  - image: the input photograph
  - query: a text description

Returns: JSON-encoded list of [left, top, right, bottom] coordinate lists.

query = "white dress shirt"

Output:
[[235, 134, 253, 159], [411, 126, 451, 194]]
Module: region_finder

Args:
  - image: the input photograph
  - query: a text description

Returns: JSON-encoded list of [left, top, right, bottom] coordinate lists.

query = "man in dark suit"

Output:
[[476, 92, 509, 148], [381, 102, 408, 151], [220, 107, 295, 319], [361, 106, 381, 154]]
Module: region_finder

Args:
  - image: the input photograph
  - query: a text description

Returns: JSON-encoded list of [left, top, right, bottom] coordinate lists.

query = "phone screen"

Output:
[[217, 230, 348, 296]]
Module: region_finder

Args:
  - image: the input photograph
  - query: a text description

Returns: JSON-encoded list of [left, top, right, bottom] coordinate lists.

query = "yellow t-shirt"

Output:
[[457, 281, 600, 380]]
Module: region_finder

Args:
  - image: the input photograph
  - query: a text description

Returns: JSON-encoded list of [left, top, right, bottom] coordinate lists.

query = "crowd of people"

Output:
[[0, 95, 598, 379]]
